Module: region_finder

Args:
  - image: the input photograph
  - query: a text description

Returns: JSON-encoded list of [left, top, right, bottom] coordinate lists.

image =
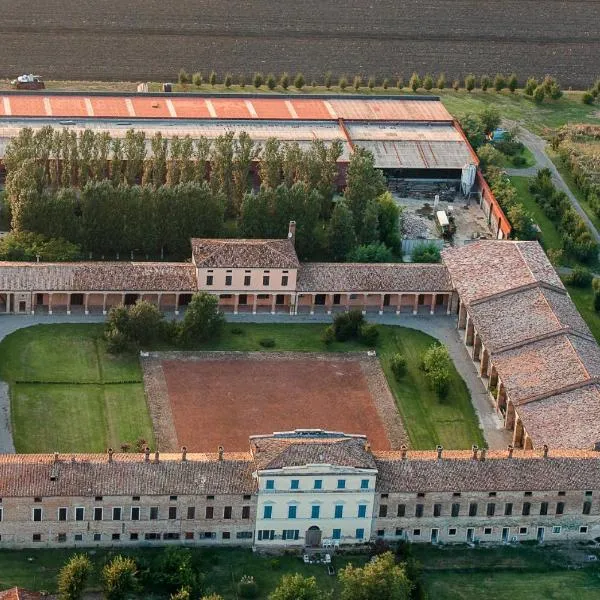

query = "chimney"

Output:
[[436, 445, 443, 459], [400, 445, 407, 460], [218, 446, 224, 461], [543, 444, 549, 458], [108, 448, 114, 463], [479, 448, 486, 462], [287, 221, 296, 247], [181, 446, 187, 462], [471, 445, 478, 460], [507, 444, 514, 458], [53, 452, 59, 464], [144, 447, 150, 463], [154, 451, 160, 463]]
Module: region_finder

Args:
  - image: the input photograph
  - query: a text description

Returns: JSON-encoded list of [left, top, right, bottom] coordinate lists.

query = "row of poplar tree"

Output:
[[4, 127, 399, 261]]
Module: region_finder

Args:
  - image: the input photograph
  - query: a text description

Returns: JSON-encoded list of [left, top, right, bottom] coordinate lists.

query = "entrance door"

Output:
[[502, 527, 510, 543], [305, 526, 321, 547], [537, 527, 545, 543], [124, 294, 138, 306], [383, 294, 391, 307], [239, 294, 248, 306], [430, 528, 439, 544], [467, 528, 475, 543], [315, 294, 326, 305]]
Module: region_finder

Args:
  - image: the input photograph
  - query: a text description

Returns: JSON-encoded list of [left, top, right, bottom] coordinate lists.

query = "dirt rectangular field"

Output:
[[141, 352, 406, 453]]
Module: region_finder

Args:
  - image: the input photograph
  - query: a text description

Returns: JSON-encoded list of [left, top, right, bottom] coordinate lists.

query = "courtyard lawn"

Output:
[[563, 281, 600, 343], [0, 324, 153, 453], [0, 322, 483, 452]]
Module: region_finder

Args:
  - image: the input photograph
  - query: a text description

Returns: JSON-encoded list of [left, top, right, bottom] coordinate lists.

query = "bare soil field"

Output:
[[0, 0, 598, 87], [142, 351, 406, 452]]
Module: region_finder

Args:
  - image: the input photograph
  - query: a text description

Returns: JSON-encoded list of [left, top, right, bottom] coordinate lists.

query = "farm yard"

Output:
[[0, 322, 484, 454], [0, 0, 598, 87]]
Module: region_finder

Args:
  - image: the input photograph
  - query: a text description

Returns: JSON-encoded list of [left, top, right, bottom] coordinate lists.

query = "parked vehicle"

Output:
[[10, 74, 45, 90]]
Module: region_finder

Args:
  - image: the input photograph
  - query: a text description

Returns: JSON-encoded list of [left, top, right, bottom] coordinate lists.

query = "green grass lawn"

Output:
[[0, 324, 153, 453], [498, 145, 536, 169], [563, 281, 600, 343], [415, 545, 600, 600], [0, 322, 483, 452]]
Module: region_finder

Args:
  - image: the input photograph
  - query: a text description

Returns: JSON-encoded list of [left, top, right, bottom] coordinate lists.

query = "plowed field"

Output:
[[0, 0, 598, 87]]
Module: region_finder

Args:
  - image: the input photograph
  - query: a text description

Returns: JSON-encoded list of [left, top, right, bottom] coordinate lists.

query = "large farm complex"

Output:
[[0, 4, 600, 596]]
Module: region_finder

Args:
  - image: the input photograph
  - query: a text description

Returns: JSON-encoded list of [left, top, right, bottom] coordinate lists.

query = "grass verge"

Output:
[[0, 322, 484, 451]]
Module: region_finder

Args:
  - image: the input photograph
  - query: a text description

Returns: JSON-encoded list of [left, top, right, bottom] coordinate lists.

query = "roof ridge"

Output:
[[492, 327, 572, 356], [469, 280, 566, 307], [515, 377, 600, 407]]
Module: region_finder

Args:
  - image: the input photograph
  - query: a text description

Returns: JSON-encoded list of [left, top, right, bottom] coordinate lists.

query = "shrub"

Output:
[[332, 310, 365, 342], [339, 76, 348, 90], [382, 78, 389, 89], [266, 73, 276, 90], [409, 72, 421, 92], [231, 327, 244, 335], [452, 79, 460, 91], [192, 72, 202, 87], [368, 76, 376, 90], [493, 73, 506, 91], [533, 85, 546, 104], [209, 70, 217, 87], [237, 575, 258, 599], [279, 72, 289, 90], [224, 73, 233, 88], [390, 353, 407, 380], [353, 75, 362, 91], [58, 554, 92, 600], [347, 242, 394, 263], [321, 325, 336, 346], [102, 556, 139, 600], [464, 74, 475, 92], [412, 243, 441, 263], [480, 74, 490, 91], [567, 265, 593, 288], [294, 72, 305, 89], [396, 76, 404, 90], [477, 144, 504, 170], [359, 324, 379, 346], [583, 91, 594, 105], [422, 74, 433, 91], [180, 292, 225, 346], [524, 77, 538, 96], [508, 73, 518, 92], [259, 338, 276, 348], [436, 73, 446, 90], [253, 72, 264, 88], [270, 559, 281, 570], [512, 155, 526, 167], [324, 71, 332, 89], [239, 74, 246, 88], [178, 68, 190, 84], [0, 231, 81, 262]]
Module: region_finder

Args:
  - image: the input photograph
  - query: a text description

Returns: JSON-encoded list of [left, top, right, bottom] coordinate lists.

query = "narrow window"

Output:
[[168, 506, 177, 520], [522, 502, 531, 516], [225, 275, 232, 286], [556, 502, 565, 515], [451, 503, 460, 517], [58, 507, 68, 521], [361, 479, 369, 489], [242, 506, 250, 519], [397, 504, 406, 517], [358, 505, 367, 518], [540, 502, 548, 516], [469, 503, 478, 517], [288, 506, 297, 519], [244, 275, 251, 286], [205, 506, 214, 519], [223, 506, 232, 519], [504, 503, 513, 516], [583, 501, 592, 515], [263, 275, 270, 286], [290, 480, 299, 490], [112, 507, 122, 521], [75, 507, 85, 521], [314, 480, 323, 490], [32, 508, 42, 522], [311, 505, 320, 519], [337, 480, 346, 489], [334, 505, 344, 519], [93, 507, 102, 521], [206, 275, 213, 286], [378, 504, 387, 518], [281, 275, 289, 287], [131, 507, 140, 521], [150, 506, 159, 520], [187, 506, 195, 520], [266, 480, 275, 490], [487, 503, 495, 517], [263, 506, 273, 519], [415, 504, 424, 518], [433, 504, 442, 517]]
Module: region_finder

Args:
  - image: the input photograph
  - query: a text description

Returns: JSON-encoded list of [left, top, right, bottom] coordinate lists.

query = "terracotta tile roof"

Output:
[[0, 453, 255, 496], [296, 263, 452, 293], [0, 589, 41, 600], [493, 333, 600, 403], [467, 286, 592, 352], [373, 449, 600, 492], [442, 241, 563, 306], [0, 262, 197, 292], [191, 238, 299, 269], [250, 432, 376, 471]]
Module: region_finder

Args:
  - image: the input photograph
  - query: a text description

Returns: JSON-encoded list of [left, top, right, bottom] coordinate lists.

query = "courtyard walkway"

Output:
[[0, 311, 510, 452]]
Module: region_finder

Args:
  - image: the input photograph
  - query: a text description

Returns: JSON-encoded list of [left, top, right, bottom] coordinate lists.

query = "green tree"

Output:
[[465, 74, 476, 92], [480, 74, 490, 91], [253, 72, 264, 89], [422, 344, 451, 397], [476, 144, 504, 171], [422, 74, 433, 91], [479, 107, 501, 135], [279, 72, 290, 90], [328, 202, 356, 261], [178, 69, 190, 84], [224, 73, 233, 88], [506, 203, 537, 240], [269, 574, 321, 600], [238, 74, 246, 88], [396, 76, 404, 90], [338, 552, 412, 600], [412, 243, 441, 263], [102, 556, 139, 600], [452, 79, 460, 90], [494, 73, 506, 91], [192, 72, 202, 87], [209, 70, 217, 87], [0, 231, 81, 262], [377, 191, 401, 253], [339, 76, 348, 90], [180, 292, 225, 346], [382, 78, 389, 89], [360, 199, 380, 244], [324, 71, 333, 89], [266, 73, 276, 90], [368, 76, 376, 90], [170, 589, 190, 600], [524, 77, 538, 96], [344, 147, 386, 233], [125, 300, 164, 346], [259, 138, 283, 189], [409, 72, 421, 92], [347, 242, 393, 262], [436, 73, 446, 90], [294, 72, 305, 89], [508, 73, 518, 92], [232, 132, 257, 216], [353, 75, 362, 91], [58, 554, 92, 600], [533, 85, 546, 104]]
